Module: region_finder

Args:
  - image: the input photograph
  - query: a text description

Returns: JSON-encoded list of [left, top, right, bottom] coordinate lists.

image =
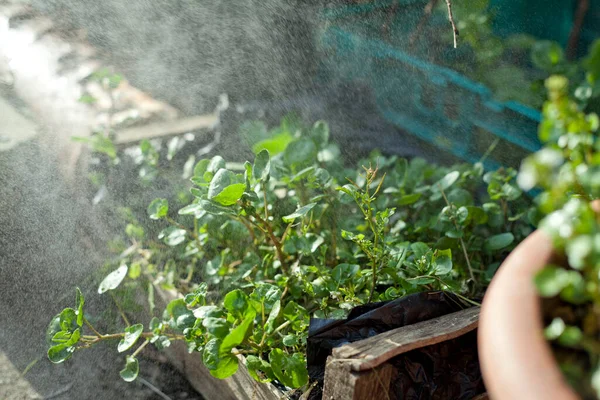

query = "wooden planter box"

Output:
[[156, 283, 484, 400], [322, 307, 483, 400]]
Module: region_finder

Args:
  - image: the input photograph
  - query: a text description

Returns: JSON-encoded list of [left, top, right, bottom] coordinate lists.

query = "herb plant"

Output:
[[519, 75, 600, 399], [47, 117, 533, 391]]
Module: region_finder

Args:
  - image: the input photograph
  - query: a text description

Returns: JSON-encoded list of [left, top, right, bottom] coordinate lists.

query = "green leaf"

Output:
[[178, 203, 206, 219], [199, 199, 237, 216], [98, 265, 128, 294], [147, 198, 169, 220], [246, 355, 274, 383], [208, 169, 245, 206], [466, 206, 488, 224], [118, 324, 144, 353], [283, 334, 298, 347], [332, 264, 360, 285], [282, 203, 317, 223], [221, 311, 256, 352], [46, 314, 62, 346], [284, 139, 317, 168], [269, 349, 309, 389], [165, 299, 196, 331], [128, 263, 142, 279], [120, 356, 139, 382], [48, 343, 76, 364], [566, 235, 592, 270], [531, 41, 564, 72], [184, 283, 208, 307], [484, 233, 514, 251], [203, 338, 239, 379], [535, 266, 571, 297], [433, 171, 460, 192], [311, 121, 330, 147], [250, 284, 281, 312], [433, 255, 452, 275], [411, 242, 430, 259], [223, 290, 251, 319], [398, 193, 421, 206], [211, 183, 246, 206], [253, 149, 271, 182], [264, 300, 281, 334], [59, 308, 78, 332], [75, 288, 84, 327], [203, 318, 230, 339], [193, 159, 210, 180], [252, 132, 293, 155], [158, 226, 187, 246]]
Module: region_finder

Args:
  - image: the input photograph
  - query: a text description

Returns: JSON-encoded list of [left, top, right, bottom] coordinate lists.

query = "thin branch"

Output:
[[84, 318, 104, 337], [567, 0, 590, 60], [445, 0, 459, 48]]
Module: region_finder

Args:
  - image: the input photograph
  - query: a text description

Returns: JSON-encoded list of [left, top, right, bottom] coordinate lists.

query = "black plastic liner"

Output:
[[306, 292, 485, 400]]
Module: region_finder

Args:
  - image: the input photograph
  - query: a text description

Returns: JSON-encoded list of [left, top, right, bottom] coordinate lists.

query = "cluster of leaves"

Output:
[[47, 116, 534, 390], [520, 75, 600, 398]]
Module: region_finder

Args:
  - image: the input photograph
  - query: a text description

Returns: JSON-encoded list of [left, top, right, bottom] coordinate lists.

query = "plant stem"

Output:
[[252, 212, 287, 273], [110, 292, 131, 327], [440, 188, 477, 283], [262, 183, 269, 221], [84, 318, 104, 337], [132, 339, 150, 357]]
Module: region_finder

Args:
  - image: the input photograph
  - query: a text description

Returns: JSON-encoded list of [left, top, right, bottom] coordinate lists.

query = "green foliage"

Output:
[[523, 76, 600, 398], [47, 117, 533, 389]]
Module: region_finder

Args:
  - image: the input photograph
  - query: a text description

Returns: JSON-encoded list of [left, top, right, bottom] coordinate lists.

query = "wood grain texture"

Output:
[[331, 307, 480, 371], [322, 357, 396, 400]]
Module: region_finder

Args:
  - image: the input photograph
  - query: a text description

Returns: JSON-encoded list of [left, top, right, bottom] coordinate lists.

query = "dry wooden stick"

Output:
[[445, 0, 459, 48]]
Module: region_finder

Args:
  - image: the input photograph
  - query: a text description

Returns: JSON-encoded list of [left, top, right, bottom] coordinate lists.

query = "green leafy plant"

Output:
[[519, 75, 600, 398], [48, 117, 533, 391]]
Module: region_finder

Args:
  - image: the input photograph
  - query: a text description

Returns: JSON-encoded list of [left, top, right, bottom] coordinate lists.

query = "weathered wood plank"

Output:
[[115, 114, 217, 144], [322, 357, 396, 400], [331, 307, 480, 371]]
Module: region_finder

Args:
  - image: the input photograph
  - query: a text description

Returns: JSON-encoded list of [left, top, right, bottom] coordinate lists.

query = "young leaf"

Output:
[[98, 265, 128, 294], [117, 324, 144, 353], [203, 338, 239, 379], [253, 149, 271, 182], [332, 264, 360, 285], [147, 198, 169, 220], [265, 300, 281, 334], [208, 169, 245, 206], [269, 349, 309, 389], [245, 355, 274, 383], [48, 343, 76, 364], [120, 356, 139, 382], [535, 266, 571, 297], [221, 311, 256, 352], [282, 203, 317, 223], [158, 226, 187, 246], [211, 184, 246, 206], [223, 290, 250, 319], [484, 233, 514, 251], [59, 308, 78, 332], [284, 138, 317, 168], [75, 288, 85, 327]]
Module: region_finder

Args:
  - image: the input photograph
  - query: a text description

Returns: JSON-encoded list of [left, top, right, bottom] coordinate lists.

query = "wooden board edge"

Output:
[[332, 307, 480, 372]]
